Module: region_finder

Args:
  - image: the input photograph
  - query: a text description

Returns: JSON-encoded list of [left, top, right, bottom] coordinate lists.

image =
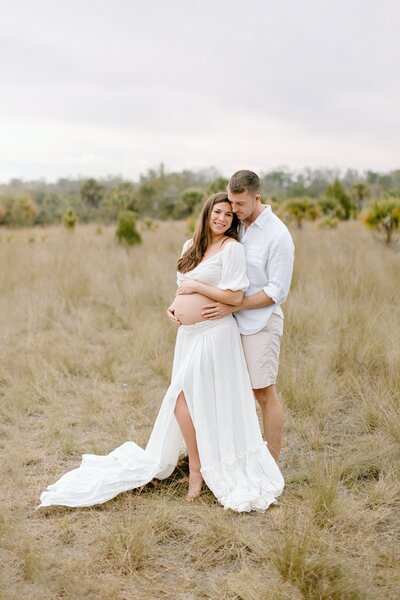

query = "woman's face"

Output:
[[208, 201, 234, 236]]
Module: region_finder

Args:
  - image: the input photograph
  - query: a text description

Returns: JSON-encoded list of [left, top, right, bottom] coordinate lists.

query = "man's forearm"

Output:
[[232, 290, 275, 312], [201, 290, 275, 320]]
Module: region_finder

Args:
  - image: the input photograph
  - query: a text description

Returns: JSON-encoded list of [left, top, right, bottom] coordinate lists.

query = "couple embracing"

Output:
[[39, 170, 294, 513]]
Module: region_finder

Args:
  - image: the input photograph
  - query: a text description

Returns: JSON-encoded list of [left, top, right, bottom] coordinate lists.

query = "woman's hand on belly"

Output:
[[166, 302, 181, 326]]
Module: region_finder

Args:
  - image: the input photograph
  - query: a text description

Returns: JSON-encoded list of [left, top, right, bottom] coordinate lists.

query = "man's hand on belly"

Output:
[[201, 302, 236, 320]]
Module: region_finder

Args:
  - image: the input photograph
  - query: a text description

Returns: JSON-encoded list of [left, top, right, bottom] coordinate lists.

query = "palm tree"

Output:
[[325, 180, 353, 220], [281, 198, 319, 228], [361, 198, 400, 244], [81, 179, 104, 208], [351, 183, 370, 212]]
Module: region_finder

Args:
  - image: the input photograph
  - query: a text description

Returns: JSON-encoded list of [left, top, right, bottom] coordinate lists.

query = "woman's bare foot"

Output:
[[187, 469, 203, 501], [177, 476, 189, 484]]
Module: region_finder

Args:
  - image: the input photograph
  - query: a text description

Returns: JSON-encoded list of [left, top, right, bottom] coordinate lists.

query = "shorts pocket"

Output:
[[266, 315, 284, 336]]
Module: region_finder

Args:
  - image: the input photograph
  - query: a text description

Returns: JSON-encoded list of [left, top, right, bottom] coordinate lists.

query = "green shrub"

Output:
[[81, 178, 104, 208], [351, 182, 370, 211], [173, 189, 204, 219], [101, 182, 138, 221], [325, 179, 354, 219], [206, 177, 229, 195], [317, 216, 338, 229], [141, 218, 158, 231], [8, 195, 38, 227], [62, 207, 78, 231], [116, 210, 142, 246], [281, 197, 319, 228], [0, 200, 7, 225], [361, 197, 400, 244], [318, 196, 346, 220], [36, 193, 65, 225]]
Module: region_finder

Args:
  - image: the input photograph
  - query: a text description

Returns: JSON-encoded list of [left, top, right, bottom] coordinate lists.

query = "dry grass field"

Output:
[[0, 220, 399, 599]]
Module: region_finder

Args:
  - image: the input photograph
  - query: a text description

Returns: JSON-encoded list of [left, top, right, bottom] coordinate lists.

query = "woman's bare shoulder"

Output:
[[223, 239, 244, 251]]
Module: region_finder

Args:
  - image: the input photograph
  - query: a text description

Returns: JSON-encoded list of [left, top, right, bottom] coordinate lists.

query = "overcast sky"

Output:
[[1, 0, 399, 181]]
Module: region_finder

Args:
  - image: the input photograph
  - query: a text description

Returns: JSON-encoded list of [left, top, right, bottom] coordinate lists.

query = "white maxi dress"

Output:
[[39, 241, 284, 512]]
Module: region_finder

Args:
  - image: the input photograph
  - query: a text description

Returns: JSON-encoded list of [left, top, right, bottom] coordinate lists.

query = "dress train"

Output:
[[39, 316, 284, 512]]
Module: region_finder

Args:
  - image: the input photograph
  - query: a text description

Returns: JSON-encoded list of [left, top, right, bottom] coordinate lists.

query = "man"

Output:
[[201, 170, 294, 464]]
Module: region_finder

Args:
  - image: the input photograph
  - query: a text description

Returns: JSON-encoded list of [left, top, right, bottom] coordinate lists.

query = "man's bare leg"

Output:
[[253, 384, 283, 464], [174, 391, 203, 500]]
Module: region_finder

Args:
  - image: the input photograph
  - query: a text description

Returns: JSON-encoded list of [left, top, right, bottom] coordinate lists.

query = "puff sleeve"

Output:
[[180, 239, 193, 257], [218, 242, 249, 291]]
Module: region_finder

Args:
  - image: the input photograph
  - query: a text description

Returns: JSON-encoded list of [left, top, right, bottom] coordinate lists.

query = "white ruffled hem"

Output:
[[201, 443, 284, 513]]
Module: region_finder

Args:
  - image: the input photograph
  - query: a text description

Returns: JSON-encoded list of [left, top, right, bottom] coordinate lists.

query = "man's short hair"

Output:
[[228, 170, 261, 195]]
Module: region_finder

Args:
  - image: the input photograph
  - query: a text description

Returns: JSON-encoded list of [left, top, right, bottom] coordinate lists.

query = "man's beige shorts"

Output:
[[240, 314, 284, 389]]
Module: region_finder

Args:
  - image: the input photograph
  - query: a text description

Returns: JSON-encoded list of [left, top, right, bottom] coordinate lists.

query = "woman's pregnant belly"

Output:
[[173, 293, 211, 325]]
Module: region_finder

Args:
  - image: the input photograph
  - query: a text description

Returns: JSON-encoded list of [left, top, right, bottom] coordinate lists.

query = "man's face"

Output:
[[227, 189, 260, 222]]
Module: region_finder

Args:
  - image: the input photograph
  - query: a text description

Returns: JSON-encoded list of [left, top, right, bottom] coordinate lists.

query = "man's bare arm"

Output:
[[238, 289, 275, 310], [201, 290, 274, 319]]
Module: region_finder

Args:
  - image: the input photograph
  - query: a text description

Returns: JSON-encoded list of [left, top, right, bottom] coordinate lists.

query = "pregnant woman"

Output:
[[39, 193, 284, 512]]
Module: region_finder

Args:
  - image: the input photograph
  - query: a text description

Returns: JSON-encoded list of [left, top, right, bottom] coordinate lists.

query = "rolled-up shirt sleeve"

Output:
[[263, 231, 294, 304]]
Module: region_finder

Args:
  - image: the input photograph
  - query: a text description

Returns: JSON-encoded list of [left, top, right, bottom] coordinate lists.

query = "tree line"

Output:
[[0, 165, 399, 240]]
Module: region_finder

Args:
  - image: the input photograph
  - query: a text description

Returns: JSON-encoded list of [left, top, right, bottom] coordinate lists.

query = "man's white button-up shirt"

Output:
[[235, 205, 295, 335]]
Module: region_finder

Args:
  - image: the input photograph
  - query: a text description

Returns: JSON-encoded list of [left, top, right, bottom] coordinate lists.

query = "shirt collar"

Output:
[[245, 205, 271, 230]]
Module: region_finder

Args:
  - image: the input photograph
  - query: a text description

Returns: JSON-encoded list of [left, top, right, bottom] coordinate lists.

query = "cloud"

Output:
[[0, 0, 399, 180]]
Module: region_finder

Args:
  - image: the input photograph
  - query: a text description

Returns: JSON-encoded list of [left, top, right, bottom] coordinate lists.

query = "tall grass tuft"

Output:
[[271, 514, 365, 599]]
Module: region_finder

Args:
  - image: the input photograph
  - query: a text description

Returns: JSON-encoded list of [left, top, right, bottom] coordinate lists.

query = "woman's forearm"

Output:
[[195, 282, 243, 306]]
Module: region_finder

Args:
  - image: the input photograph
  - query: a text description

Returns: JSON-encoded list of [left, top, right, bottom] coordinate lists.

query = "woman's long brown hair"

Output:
[[177, 192, 240, 273]]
